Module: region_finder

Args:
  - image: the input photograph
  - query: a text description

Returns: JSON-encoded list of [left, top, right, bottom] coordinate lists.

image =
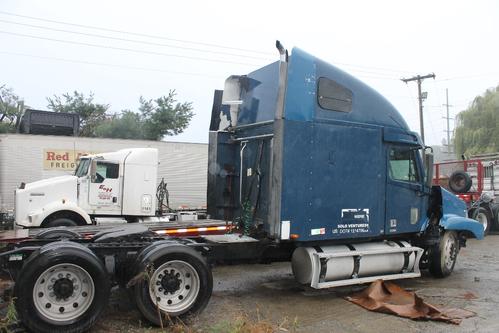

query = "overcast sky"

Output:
[[1, 0, 498, 146]]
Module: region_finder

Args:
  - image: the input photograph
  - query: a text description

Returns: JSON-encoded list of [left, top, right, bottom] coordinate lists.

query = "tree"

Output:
[[94, 111, 144, 140], [139, 90, 194, 140], [93, 90, 194, 140], [454, 85, 499, 157], [46, 90, 193, 140], [47, 91, 109, 137], [0, 86, 23, 133]]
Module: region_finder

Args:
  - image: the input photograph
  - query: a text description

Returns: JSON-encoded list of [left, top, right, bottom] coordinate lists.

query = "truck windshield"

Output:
[[75, 158, 90, 177]]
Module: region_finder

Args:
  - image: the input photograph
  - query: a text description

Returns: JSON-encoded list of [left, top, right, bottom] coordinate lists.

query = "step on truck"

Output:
[[0, 42, 483, 333]]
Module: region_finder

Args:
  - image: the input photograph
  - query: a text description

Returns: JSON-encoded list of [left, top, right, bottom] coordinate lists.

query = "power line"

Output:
[[0, 10, 273, 56], [0, 18, 272, 61], [0, 30, 262, 67], [0, 51, 224, 78], [0, 11, 421, 76]]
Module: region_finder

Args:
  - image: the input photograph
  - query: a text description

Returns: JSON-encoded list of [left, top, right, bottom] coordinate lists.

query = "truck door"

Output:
[[385, 145, 426, 234], [88, 160, 121, 213]]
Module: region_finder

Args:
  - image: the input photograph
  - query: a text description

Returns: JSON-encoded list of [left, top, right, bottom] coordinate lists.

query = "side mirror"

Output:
[[90, 159, 97, 183], [424, 149, 434, 188]]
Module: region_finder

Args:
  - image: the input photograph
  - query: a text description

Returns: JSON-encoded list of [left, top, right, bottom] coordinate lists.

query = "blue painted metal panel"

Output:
[[439, 188, 484, 239], [283, 49, 316, 122], [237, 61, 279, 126], [281, 120, 385, 241], [383, 127, 421, 145], [440, 215, 484, 240], [441, 188, 468, 217]]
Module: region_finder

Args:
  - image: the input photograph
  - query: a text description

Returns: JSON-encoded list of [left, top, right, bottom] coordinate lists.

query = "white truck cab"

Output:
[[15, 148, 159, 228]]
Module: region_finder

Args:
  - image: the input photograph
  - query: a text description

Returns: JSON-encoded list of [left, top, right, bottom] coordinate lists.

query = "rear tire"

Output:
[[46, 217, 78, 228], [14, 242, 110, 333], [133, 245, 212, 326], [428, 231, 459, 278], [472, 207, 491, 236], [491, 203, 499, 230]]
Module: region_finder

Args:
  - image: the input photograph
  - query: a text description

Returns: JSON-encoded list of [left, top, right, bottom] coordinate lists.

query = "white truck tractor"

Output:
[[15, 148, 174, 228]]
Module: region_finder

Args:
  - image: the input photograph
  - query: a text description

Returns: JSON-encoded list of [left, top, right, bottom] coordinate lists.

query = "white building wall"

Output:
[[0, 134, 208, 213]]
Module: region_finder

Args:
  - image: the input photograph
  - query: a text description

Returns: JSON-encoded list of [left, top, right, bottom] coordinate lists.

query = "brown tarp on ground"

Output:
[[345, 279, 475, 324]]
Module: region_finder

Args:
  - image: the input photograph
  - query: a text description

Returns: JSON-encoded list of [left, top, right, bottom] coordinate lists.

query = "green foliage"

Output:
[[47, 91, 109, 137], [0, 86, 23, 133], [139, 90, 194, 140], [48, 90, 193, 141], [94, 111, 143, 140], [454, 85, 499, 157]]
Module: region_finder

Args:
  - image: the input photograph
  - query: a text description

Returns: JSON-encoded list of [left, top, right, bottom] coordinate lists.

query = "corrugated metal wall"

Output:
[[0, 134, 208, 213]]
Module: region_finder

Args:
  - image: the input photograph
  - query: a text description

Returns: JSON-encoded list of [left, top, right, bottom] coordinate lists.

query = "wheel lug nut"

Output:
[[158, 274, 163, 279], [58, 273, 63, 278], [73, 303, 78, 308], [38, 292, 44, 297], [59, 307, 65, 313], [82, 292, 87, 297], [45, 303, 51, 309], [156, 281, 161, 286], [158, 287, 163, 292]]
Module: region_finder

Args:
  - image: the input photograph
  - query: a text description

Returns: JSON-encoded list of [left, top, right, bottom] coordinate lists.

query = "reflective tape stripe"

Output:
[[154, 225, 230, 235]]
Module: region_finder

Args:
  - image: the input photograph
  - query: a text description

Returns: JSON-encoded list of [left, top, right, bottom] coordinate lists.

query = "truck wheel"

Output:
[[448, 171, 472, 193], [133, 245, 212, 326], [492, 203, 499, 230], [14, 242, 110, 333], [46, 217, 78, 228], [472, 207, 491, 236], [428, 231, 459, 278]]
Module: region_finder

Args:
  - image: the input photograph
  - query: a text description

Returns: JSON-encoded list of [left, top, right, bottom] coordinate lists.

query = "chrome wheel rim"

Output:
[[476, 212, 488, 232], [149, 260, 200, 315], [33, 263, 95, 323], [443, 235, 457, 269]]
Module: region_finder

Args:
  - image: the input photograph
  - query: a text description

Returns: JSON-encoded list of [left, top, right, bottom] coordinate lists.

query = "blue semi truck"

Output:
[[0, 42, 483, 333]]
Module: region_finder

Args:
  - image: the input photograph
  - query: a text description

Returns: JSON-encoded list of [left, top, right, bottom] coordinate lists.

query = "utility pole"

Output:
[[442, 88, 453, 153], [401, 73, 436, 144]]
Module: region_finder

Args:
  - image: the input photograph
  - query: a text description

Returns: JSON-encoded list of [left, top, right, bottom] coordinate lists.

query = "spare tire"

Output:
[[448, 171, 472, 193]]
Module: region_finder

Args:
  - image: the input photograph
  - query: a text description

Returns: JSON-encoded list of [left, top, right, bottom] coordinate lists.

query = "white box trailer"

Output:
[[0, 134, 208, 215]]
